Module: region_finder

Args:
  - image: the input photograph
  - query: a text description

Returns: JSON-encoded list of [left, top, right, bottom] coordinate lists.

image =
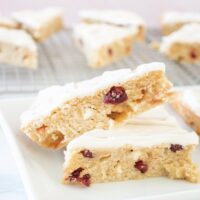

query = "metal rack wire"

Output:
[[0, 28, 200, 94]]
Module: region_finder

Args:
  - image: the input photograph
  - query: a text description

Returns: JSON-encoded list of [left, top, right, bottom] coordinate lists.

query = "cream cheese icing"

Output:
[[79, 10, 145, 27], [66, 125, 198, 152], [74, 23, 137, 51], [162, 11, 200, 25], [20, 62, 165, 127], [12, 7, 63, 29], [160, 23, 200, 53], [0, 27, 37, 51]]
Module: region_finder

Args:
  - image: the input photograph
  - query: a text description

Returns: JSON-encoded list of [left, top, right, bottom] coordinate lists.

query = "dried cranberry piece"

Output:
[[104, 86, 128, 104], [134, 160, 148, 173], [71, 167, 84, 178], [190, 51, 197, 59], [80, 149, 93, 158], [79, 174, 91, 187], [170, 144, 183, 152], [68, 167, 84, 182], [108, 48, 113, 56]]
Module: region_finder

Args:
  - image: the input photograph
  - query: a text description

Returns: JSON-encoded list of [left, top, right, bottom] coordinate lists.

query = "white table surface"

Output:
[[0, 129, 26, 200]]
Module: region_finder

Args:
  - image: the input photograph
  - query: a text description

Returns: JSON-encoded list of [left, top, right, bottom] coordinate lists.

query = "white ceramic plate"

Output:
[[0, 96, 200, 200]]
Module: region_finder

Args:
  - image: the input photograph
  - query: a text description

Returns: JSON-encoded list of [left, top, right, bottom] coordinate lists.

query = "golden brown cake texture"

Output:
[[20, 62, 172, 149], [63, 114, 199, 186], [63, 145, 199, 186], [171, 89, 200, 135]]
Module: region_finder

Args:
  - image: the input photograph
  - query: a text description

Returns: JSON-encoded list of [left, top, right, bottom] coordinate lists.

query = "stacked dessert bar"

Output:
[[20, 62, 200, 186]]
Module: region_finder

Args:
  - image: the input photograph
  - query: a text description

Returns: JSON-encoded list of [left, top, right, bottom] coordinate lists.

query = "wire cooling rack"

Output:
[[0, 28, 200, 94]]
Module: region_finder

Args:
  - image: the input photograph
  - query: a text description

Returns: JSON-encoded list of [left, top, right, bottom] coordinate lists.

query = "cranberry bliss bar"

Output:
[[12, 7, 63, 42], [160, 23, 200, 63], [63, 107, 199, 186], [74, 23, 137, 68], [0, 27, 37, 69], [20, 62, 172, 149]]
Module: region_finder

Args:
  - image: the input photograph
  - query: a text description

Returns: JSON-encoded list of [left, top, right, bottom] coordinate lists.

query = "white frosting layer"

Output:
[[0, 27, 36, 51], [0, 15, 18, 28], [66, 124, 198, 150], [65, 107, 198, 153], [162, 11, 200, 25], [20, 62, 165, 127], [181, 89, 200, 117], [74, 23, 137, 52], [160, 23, 200, 53], [12, 7, 63, 29], [80, 10, 145, 27]]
